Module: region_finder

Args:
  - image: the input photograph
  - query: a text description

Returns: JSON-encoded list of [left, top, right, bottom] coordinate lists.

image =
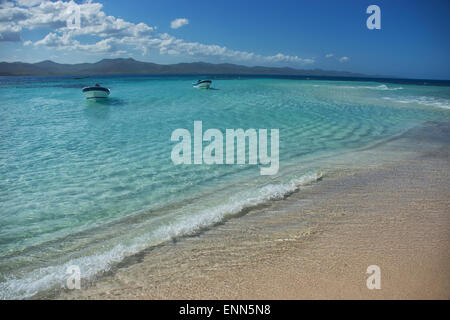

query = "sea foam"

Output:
[[383, 96, 450, 110], [340, 84, 404, 91], [0, 171, 323, 300]]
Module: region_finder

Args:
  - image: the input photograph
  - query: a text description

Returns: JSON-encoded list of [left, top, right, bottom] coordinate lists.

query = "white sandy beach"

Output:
[[58, 122, 450, 300]]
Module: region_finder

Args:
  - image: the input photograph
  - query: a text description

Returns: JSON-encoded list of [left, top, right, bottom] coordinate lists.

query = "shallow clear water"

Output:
[[0, 76, 449, 299]]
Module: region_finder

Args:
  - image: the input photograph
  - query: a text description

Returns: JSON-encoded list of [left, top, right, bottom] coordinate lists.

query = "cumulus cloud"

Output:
[[142, 33, 314, 65], [0, 0, 154, 43], [325, 53, 334, 58], [339, 56, 349, 62], [15, 0, 43, 7], [0, 24, 22, 41], [0, 0, 314, 66], [170, 18, 189, 29]]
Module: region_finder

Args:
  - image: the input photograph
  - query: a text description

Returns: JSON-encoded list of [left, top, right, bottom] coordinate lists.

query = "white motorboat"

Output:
[[82, 84, 110, 99], [193, 80, 212, 89]]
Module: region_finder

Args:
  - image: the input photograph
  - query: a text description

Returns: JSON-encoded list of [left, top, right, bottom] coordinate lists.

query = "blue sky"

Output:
[[0, 0, 449, 79]]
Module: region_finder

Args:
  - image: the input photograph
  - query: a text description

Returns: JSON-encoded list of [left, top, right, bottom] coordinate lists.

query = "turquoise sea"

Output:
[[1, 75, 449, 299]]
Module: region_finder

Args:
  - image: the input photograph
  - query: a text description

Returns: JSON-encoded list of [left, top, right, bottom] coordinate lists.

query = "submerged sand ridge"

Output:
[[58, 122, 450, 300]]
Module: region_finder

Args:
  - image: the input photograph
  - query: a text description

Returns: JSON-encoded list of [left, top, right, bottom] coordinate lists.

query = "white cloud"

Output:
[[339, 56, 349, 62], [170, 18, 189, 29], [264, 53, 314, 64], [15, 0, 43, 7], [0, 0, 314, 66], [0, 0, 155, 43], [325, 53, 334, 58], [144, 34, 315, 65], [0, 24, 22, 41]]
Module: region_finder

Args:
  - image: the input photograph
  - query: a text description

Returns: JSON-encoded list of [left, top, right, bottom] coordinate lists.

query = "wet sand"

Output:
[[59, 122, 450, 300]]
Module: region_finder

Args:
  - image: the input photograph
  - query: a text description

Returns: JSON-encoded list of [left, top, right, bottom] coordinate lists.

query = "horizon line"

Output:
[[1, 58, 450, 82]]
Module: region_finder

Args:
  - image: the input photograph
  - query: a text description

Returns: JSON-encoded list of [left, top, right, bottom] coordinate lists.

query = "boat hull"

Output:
[[193, 80, 212, 89], [83, 90, 110, 99], [82, 86, 110, 100]]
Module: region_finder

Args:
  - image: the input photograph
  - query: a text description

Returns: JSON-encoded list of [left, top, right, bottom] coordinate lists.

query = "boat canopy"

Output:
[[82, 85, 110, 93]]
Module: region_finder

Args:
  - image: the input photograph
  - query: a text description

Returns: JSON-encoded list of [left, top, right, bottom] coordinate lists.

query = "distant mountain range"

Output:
[[0, 58, 370, 77]]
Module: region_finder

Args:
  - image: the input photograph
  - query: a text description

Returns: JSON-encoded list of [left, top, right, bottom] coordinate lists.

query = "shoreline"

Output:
[[58, 121, 450, 300]]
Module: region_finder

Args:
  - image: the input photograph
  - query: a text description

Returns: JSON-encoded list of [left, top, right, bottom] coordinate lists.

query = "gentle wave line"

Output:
[[0, 171, 323, 300]]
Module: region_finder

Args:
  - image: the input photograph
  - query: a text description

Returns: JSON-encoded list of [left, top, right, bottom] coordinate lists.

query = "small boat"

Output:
[[82, 84, 110, 99], [193, 79, 212, 89]]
